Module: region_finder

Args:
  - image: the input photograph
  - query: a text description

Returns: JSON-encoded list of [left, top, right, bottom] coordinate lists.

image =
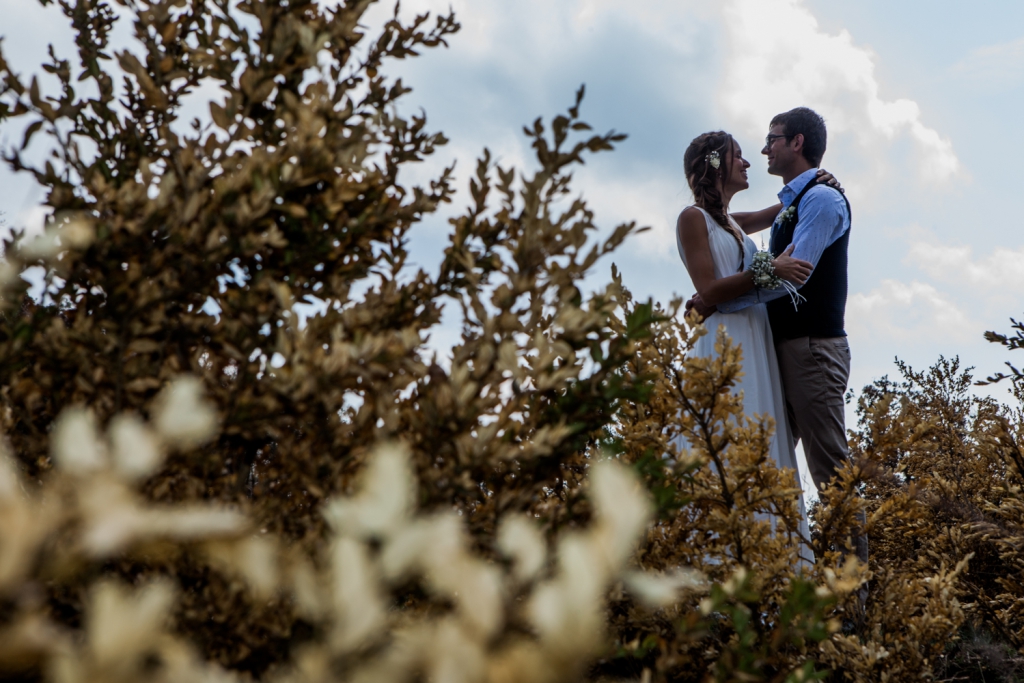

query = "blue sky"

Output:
[[2, 0, 1023, 418], [364, 0, 1024, 400]]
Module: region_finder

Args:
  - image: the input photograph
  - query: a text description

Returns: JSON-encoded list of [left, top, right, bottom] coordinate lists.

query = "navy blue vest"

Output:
[[766, 182, 851, 340]]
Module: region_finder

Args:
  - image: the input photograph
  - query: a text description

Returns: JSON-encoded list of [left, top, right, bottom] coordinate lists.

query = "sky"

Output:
[[349, 0, 1024, 404], [2, 0, 1024, 479]]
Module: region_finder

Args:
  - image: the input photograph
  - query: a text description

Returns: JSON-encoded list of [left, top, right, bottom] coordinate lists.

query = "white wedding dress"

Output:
[[677, 207, 812, 563]]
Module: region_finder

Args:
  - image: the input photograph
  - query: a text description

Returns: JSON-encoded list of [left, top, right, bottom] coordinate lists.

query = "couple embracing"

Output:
[[677, 107, 866, 565]]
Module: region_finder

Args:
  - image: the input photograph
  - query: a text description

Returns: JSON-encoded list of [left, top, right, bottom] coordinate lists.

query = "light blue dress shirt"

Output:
[[717, 168, 850, 314]]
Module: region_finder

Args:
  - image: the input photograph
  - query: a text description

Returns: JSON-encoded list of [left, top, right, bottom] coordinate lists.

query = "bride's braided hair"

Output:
[[684, 131, 744, 249]]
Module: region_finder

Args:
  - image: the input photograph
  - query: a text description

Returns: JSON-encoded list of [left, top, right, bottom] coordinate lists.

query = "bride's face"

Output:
[[723, 142, 751, 193]]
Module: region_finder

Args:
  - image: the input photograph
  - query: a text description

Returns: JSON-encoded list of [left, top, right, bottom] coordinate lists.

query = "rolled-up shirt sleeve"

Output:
[[716, 187, 849, 313], [785, 188, 848, 268], [716, 284, 762, 313]]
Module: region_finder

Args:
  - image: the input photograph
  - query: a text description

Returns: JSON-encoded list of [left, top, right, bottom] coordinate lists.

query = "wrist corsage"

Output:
[[750, 250, 782, 289], [748, 249, 806, 309]]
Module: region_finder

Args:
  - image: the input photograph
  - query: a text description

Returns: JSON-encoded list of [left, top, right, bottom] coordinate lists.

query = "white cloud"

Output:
[[847, 279, 975, 344], [363, 0, 718, 272], [574, 167, 687, 262], [905, 241, 1024, 292], [951, 36, 1024, 89], [719, 0, 961, 184]]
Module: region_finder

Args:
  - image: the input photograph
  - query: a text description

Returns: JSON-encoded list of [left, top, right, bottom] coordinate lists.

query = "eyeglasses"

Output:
[[764, 133, 794, 148]]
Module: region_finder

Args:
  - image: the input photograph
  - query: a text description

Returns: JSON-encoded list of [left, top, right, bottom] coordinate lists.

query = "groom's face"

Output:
[[762, 124, 801, 177]]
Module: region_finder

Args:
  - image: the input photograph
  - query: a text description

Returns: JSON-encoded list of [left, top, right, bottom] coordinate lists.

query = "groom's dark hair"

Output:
[[770, 107, 827, 167]]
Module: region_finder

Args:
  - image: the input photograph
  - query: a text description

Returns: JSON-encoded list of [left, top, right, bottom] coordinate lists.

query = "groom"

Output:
[[690, 107, 865, 564]]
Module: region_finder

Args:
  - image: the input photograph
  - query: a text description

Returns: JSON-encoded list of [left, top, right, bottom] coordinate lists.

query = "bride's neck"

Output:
[[721, 187, 736, 209]]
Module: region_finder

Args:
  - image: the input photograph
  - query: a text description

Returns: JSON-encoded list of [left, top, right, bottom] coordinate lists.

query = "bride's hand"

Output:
[[772, 244, 813, 285], [815, 168, 844, 193]]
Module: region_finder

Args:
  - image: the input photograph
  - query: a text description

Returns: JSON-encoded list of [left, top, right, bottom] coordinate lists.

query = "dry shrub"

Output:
[[0, 387, 663, 683], [0, 0, 1017, 681], [833, 356, 1024, 682]]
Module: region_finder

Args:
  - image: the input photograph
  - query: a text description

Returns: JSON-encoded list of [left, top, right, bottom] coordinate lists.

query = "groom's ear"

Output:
[[790, 133, 805, 155]]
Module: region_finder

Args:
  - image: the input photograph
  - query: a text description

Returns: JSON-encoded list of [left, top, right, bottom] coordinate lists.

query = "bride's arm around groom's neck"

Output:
[[731, 203, 783, 235]]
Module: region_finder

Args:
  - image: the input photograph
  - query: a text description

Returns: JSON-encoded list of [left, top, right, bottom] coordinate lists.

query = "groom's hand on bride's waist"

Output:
[[685, 294, 717, 321]]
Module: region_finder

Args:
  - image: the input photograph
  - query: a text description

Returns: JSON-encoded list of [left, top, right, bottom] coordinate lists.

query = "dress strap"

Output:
[[691, 206, 744, 272]]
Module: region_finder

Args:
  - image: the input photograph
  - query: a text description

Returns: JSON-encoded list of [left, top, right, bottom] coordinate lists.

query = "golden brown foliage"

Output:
[[835, 357, 1024, 681], [1, 1, 1020, 682]]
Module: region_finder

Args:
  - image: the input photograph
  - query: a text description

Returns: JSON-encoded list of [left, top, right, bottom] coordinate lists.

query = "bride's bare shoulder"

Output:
[[677, 206, 706, 232]]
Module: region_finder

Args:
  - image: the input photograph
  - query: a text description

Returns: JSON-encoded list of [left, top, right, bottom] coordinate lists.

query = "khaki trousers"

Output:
[[775, 336, 868, 565]]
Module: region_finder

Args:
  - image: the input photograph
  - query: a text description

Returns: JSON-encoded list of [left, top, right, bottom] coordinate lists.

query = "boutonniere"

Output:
[[773, 205, 796, 230]]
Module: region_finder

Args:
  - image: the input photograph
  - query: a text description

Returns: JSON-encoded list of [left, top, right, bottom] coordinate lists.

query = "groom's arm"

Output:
[[732, 170, 845, 235], [782, 187, 849, 273], [731, 203, 783, 235], [714, 283, 762, 313], [717, 187, 849, 313]]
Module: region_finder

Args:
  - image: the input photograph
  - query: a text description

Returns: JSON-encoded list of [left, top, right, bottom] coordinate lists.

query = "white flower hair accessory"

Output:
[[706, 150, 721, 170]]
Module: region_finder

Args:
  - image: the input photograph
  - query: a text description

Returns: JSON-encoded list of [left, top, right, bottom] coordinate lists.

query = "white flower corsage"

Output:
[[749, 249, 806, 309], [750, 250, 781, 289], [707, 150, 721, 170], [773, 205, 796, 229]]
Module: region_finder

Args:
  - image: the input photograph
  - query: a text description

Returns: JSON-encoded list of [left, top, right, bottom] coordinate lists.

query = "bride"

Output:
[[676, 130, 814, 560]]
